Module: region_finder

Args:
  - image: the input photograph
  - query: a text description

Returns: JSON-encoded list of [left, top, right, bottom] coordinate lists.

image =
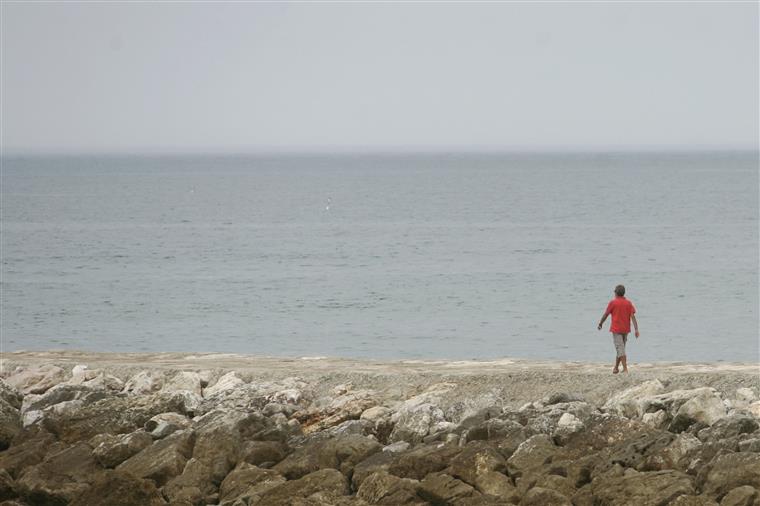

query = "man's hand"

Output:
[[635, 331, 640, 338], [598, 312, 609, 332]]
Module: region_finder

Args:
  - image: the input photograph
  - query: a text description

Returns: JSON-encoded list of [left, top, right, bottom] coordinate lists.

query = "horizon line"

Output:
[[2, 146, 759, 158]]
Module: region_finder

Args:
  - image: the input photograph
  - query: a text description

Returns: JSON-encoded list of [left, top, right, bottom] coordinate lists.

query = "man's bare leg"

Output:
[[613, 356, 620, 374], [621, 355, 628, 373]]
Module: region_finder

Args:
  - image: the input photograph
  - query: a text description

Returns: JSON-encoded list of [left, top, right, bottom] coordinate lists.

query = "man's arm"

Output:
[[598, 311, 609, 330], [632, 314, 639, 338]]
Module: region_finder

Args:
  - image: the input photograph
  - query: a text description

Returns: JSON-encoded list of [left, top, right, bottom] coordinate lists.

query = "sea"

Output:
[[1, 152, 758, 363]]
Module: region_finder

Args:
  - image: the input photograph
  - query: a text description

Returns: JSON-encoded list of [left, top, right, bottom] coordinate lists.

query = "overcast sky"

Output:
[[2, 2, 758, 154]]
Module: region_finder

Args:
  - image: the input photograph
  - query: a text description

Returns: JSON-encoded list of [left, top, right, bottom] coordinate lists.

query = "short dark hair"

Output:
[[615, 285, 625, 296]]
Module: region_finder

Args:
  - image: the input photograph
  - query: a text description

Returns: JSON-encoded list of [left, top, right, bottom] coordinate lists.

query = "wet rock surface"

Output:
[[0, 356, 757, 505]]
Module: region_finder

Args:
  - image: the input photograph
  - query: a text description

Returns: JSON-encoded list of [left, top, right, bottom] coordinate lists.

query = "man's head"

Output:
[[615, 285, 625, 297]]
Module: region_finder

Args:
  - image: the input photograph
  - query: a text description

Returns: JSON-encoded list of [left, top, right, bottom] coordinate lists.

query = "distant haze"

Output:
[[2, 2, 758, 154]]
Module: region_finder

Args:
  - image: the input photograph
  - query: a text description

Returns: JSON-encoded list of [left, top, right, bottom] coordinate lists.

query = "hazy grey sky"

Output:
[[2, 2, 758, 154]]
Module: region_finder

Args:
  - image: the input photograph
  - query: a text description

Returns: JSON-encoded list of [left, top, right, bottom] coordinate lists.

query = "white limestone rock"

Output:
[[123, 370, 165, 395], [5, 365, 66, 395], [642, 409, 669, 429], [203, 371, 245, 398], [602, 380, 665, 419], [675, 389, 727, 427], [161, 371, 203, 397], [736, 387, 757, 403]]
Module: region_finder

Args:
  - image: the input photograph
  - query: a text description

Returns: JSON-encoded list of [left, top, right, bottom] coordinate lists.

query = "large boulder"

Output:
[[697, 415, 759, 443], [161, 371, 203, 397], [193, 409, 268, 437], [64, 368, 124, 392], [68, 469, 167, 506], [116, 429, 196, 486], [255, 468, 350, 505], [538, 450, 599, 491], [390, 403, 447, 444], [145, 412, 192, 439], [0, 428, 56, 479], [554, 412, 586, 446], [0, 380, 22, 410], [719, 486, 758, 506], [603, 380, 665, 419], [703, 453, 760, 500], [360, 406, 392, 424], [606, 431, 676, 470], [20, 384, 108, 417], [418, 472, 480, 505], [0, 469, 16, 501], [91, 430, 154, 468], [41, 392, 188, 443], [218, 463, 285, 506], [590, 469, 695, 506], [122, 371, 165, 395], [669, 495, 719, 506], [387, 384, 456, 444], [738, 438, 760, 453], [517, 472, 576, 501], [645, 388, 719, 413], [297, 390, 378, 435], [239, 440, 290, 467], [521, 401, 596, 437], [273, 434, 381, 479], [639, 433, 702, 472], [162, 458, 216, 505], [387, 443, 463, 481], [521, 486, 572, 506], [162, 421, 244, 503], [468, 470, 516, 499], [507, 434, 558, 477], [448, 441, 511, 496], [0, 399, 21, 450], [198, 377, 303, 417], [360, 406, 394, 443], [462, 417, 531, 461], [265, 377, 311, 405], [15, 442, 104, 505], [356, 471, 424, 505], [736, 389, 757, 403], [4, 366, 66, 395], [203, 372, 246, 398], [643, 410, 670, 430], [351, 450, 396, 490], [561, 413, 652, 452], [669, 390, 727, 432]]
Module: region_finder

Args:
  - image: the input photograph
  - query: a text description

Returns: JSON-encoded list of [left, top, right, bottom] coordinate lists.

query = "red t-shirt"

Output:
[[606, 296, 636, 334]]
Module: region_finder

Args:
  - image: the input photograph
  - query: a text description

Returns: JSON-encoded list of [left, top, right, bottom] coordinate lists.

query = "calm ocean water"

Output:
[[1, 153, 757, 362]]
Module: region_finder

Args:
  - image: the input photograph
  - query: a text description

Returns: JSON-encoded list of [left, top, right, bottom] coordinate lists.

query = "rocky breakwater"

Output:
[[0, 363, 759, 505]]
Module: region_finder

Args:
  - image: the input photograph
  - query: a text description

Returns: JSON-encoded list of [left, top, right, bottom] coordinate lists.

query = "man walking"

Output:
[[598, 285, 639, 374]]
